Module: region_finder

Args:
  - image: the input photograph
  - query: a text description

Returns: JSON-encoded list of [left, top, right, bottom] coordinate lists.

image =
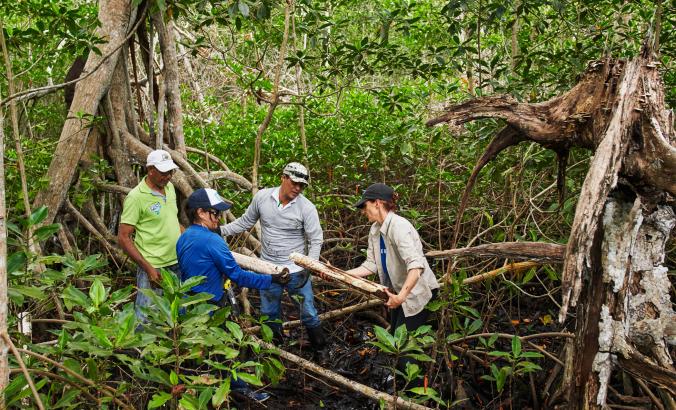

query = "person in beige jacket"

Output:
[[346, 183, 440, 387]]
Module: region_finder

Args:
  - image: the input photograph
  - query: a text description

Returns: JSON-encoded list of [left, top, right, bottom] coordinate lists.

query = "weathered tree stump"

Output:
[[428, 43, 675, 408]]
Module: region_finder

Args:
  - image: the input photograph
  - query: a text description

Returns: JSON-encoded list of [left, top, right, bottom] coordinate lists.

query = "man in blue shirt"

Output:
[[177, 188, 290, 402]]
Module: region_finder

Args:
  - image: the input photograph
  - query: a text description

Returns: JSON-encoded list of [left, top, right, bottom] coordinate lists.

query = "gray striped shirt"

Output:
[[220, 187, 323, 272]]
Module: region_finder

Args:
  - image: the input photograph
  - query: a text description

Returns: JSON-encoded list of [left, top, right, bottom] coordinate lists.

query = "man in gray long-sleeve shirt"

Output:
[[220, 162, 327, 349]]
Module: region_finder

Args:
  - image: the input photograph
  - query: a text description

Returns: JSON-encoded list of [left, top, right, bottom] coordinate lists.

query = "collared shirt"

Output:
[[221, 187, 323, 272], [361, 212, 440, 317], [177, 225, 272, 302], [120, 177, 181, 267]]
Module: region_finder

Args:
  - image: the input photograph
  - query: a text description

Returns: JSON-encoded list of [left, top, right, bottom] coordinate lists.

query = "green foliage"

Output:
[[479, 336, 543, 393], [5, 242, 284, 409], [371, 324, 443, 404]]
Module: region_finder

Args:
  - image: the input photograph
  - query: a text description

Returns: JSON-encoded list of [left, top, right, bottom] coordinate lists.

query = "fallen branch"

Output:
[[427, 242, 564, 263], [253, 336, 434, 410], [9, 368, 101, 406], [16, 348, 133, 409], [289, 253, 389, 301], [245, 299, 382, 333], [455, 261, 541, 284]]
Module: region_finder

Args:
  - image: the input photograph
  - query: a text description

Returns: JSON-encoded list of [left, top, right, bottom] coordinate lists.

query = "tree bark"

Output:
[[0, 90, 8, 403], [428, 47, 675, 409], [32, 0, 138, 225], [151, 8, 186, 156]]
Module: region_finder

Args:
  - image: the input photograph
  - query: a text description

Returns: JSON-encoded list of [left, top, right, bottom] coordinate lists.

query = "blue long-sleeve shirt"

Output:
[[176, 224, 272, 302]]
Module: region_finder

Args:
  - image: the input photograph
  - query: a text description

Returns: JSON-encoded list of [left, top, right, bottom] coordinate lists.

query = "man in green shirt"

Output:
[[118, 149, 182, 322]]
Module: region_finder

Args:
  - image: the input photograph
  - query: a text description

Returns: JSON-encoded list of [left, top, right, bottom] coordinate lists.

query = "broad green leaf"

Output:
[[178, 395, 199, 410], [170, 370, 179, 385], [148, 392, 172, 409], [178, 276, 206, 293], [260, 324, 273, 342], [160, 268, 178, 295], [225, 321, 243, 341], [373, 326, 395, 351], [115, 311, 136, 347], [212, 379, 231, 407], [487, 351, 511, 358], [28, 206, 49, 226], [62, 286, 90, 310], [10, 285, 46, 301], [393, 324, 407, 348], [235, 372, 262, 386], [141, 289, 174, 327], [33, 223, 61, 241], [198, 387, 213, 409], [89, 278, 106, 307], [467, 319, 482, 335], [512, 336, 522, 358], [7, 251, 27, 274], [91, 325, 114, 348]]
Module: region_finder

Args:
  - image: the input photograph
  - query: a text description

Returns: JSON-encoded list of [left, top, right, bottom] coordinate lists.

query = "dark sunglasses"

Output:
[[286, 170, 308, 180], [205, 209, 221, 217]]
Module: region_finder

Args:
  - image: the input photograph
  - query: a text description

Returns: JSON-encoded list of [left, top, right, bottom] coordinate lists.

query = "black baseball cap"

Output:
[[187, 188, 232, 211], [354, 183, 394, 208]]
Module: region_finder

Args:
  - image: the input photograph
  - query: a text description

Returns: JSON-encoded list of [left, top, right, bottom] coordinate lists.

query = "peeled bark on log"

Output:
[[426, 242, 564, 262], [289, 253, 389, 301], [566, 195, 676, 406], [32, 0, 138, 225], [231, 252, 288, 275]]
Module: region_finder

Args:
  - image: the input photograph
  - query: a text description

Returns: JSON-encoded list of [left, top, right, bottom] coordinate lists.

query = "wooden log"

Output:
[[426, 242, 565, 262], [231, 252, 288, 275], [289, 252, 389, 301], [252, 336, 434, 410], [462, 261, 540, 285]]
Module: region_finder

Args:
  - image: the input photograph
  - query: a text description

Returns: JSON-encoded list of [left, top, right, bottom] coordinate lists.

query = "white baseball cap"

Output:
[[282, 162, 309, 185], [147, 149, 178, 173]]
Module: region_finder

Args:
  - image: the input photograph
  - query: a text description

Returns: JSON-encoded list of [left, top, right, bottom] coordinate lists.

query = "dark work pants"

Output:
[[388, 289, 438, 389]]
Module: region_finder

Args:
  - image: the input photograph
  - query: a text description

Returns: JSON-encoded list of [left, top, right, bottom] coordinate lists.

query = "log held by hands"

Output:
[[289, 252, 389, 301], [231, 252, 288, 275]]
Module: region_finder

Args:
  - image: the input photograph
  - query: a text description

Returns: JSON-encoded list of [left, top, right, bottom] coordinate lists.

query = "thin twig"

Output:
[[1, 333, 45, 410], [9, 368, 101, 406], [16, 347, 133, 409]]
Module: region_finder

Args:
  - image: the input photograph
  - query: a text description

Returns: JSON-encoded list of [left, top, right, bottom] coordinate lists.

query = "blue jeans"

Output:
[[135, 264, 181, 323], [260, 270, 321, 331]]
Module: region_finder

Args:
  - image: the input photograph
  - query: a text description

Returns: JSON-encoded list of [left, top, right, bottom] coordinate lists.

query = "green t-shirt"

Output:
[[120, 177, 181, 268]]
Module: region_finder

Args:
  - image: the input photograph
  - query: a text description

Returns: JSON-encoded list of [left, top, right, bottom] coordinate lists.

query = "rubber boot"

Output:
[[307, 326, 330, 363], [307, 326, 327, 349], [268, 322, 284, 345]]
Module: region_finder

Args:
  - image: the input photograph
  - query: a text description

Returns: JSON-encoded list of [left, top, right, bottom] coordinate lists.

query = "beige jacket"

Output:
[[360, 212, 440, 317]]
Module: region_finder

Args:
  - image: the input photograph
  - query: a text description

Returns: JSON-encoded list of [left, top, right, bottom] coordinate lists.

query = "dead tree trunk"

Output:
[[427, 43, 675, 409]]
